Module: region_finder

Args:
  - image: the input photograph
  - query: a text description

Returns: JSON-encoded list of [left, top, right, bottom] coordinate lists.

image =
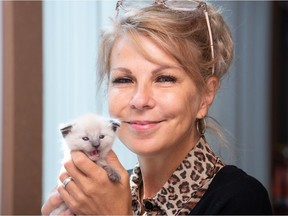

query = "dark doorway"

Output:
[[271, 2, 288, 215]]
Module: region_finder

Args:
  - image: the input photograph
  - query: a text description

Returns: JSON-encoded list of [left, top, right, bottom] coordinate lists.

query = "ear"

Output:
[[196, 77, 219, 118], [109, 120, 120, 132], [59, 124, 73, 137]]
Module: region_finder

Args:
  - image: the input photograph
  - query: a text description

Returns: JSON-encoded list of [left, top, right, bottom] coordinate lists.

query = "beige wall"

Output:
[[1, 1, 42, 214]]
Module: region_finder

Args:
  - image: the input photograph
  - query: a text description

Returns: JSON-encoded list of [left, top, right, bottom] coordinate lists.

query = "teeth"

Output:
[[91, 150, 98, 155], [86, 150, 99, 157]]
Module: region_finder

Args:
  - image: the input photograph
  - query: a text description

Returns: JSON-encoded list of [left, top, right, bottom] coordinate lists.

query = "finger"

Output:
[[60, 208, 74, 216], [59, 172, 74, 188], [58, 185, 71, 202], [70, 151, 105, 178], [41, 191, 64, 215], [62, 155, 106, 197], [58, 182, 83, 211], [63, 156, 89, 183], [59, 172, 83, 200]]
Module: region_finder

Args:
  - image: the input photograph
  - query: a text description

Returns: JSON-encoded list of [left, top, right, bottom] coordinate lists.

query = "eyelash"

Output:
[[112, 77, 133, 84], [156, 75, 177, 83], [111, 75, 177, 84]]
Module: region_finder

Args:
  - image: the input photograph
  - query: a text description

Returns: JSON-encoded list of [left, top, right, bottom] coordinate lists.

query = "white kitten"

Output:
[[50, 113, 120, 215]]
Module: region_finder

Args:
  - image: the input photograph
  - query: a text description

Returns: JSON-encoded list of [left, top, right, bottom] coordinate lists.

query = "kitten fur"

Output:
[[50, 113, 120, 215]]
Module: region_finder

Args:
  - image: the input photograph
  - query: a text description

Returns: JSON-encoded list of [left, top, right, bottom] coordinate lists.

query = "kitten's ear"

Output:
[[59, 124, 73, 137], [109, 120, 120, 132]]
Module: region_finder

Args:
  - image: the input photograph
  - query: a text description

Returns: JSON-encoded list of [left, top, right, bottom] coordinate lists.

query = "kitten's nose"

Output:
[[92, 142, 100, 148]]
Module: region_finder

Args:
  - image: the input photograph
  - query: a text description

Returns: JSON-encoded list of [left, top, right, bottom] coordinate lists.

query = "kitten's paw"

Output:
[[108, 171, 121, 183], [103, 165, 121, 183]]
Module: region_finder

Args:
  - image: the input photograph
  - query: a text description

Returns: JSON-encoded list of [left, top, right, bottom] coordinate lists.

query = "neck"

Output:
[[138, 156, 172, 198], [137, 135, 200, 199]]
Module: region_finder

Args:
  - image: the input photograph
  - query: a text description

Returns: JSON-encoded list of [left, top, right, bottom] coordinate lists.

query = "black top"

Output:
[[189, 165, 273, 215]]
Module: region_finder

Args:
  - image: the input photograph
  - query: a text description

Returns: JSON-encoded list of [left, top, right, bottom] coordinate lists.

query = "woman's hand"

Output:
[[41, 190, 73, 215], [58, 150, 133, 215]]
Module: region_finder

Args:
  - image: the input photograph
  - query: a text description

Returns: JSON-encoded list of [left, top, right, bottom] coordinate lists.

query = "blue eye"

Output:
[[156, 75, 177, 83], [82, 137, 89, 141], [99, 135, 105, 139]]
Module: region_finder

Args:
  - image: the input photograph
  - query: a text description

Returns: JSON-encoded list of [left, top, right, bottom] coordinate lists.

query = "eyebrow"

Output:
[[111, 67, 132, 74], [111, 64, 181, 75]]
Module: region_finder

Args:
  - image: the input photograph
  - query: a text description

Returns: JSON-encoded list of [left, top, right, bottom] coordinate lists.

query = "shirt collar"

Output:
[[130, 137, 225, 215]]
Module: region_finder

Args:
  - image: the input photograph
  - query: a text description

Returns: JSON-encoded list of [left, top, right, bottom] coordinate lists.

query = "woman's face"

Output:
[[108, 35, 209, 157]]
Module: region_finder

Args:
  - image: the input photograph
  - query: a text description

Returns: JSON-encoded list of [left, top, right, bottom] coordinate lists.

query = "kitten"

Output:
[[50, 113, 120, 215], [59, 113, 120, 182]]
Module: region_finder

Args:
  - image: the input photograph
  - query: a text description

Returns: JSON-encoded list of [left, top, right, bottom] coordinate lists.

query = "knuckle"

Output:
[[73, 155, 86, 166], [63, 160, 73, 170], [59, 172, 67, 181], [69, 199, 80, 212], [82, 184, 95, 196]]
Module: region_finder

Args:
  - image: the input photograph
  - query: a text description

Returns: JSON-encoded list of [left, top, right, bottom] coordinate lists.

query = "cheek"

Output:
[[108, 88, 127, 117], [159, 91, 199, 114], [170, 92, 202, 123], [108, 92, 117, 117]]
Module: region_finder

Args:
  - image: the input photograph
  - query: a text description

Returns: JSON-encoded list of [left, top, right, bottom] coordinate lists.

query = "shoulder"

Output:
[[190, 165, 273, 215], [209, 165, 265, 192]]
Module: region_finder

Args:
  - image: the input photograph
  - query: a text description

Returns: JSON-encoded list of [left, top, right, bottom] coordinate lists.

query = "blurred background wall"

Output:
[[0, 1, 287, 215]]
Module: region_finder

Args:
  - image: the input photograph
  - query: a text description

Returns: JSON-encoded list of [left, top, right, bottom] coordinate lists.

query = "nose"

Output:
[[92, 142, 100, 148], [129, 85, 155, 110]]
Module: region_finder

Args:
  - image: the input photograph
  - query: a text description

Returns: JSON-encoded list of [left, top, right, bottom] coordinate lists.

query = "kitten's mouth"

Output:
[[85, 149, 100, 161]]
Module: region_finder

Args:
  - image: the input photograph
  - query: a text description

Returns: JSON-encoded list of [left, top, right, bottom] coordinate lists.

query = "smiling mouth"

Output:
[[128, 120, 163, 124], [125, 120, 164, 131]]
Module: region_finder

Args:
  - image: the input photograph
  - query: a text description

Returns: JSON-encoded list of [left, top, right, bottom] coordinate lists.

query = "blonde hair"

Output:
[[97, 1, 234, 94]]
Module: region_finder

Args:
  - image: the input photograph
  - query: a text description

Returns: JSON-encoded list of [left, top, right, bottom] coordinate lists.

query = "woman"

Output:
[[42, 0, 273, 215]]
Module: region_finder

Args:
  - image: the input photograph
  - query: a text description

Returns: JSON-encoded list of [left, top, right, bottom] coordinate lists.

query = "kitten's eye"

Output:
[[99, 135, 105, 139], [82, 137, 89, 141]]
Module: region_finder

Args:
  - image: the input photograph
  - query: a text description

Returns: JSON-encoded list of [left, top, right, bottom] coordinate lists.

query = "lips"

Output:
[[126, 120, 164, 131]]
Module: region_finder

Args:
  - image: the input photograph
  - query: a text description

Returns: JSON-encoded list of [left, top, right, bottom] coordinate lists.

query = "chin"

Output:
[[127, 145, 165, 158]]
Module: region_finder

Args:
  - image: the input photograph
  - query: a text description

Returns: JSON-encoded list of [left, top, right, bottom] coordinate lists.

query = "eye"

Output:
[[99, 135, 105, 139], [82, 137, 89, 141], [112, 77, 133, 84], [156, 75, 177, 83]]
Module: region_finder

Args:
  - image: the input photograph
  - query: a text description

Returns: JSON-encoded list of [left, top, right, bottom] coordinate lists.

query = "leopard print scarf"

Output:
[[130, 137, 225, 215]]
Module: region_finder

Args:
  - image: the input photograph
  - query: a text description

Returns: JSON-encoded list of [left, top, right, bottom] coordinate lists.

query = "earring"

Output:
[[196, 117, 207, 136]]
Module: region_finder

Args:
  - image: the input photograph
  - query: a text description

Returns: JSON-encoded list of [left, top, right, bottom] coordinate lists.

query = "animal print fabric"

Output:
[[130, 137, 225, 215]]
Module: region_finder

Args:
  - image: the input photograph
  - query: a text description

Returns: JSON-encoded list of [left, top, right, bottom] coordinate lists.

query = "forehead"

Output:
[[110, 33, 179, 68]]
